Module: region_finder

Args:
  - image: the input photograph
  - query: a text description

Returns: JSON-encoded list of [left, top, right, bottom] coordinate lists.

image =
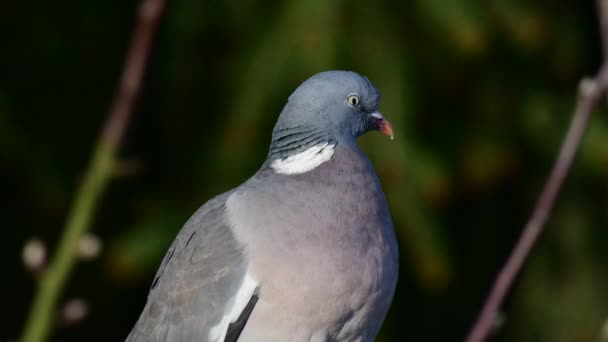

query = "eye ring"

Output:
[[346, 94, 360, 107]]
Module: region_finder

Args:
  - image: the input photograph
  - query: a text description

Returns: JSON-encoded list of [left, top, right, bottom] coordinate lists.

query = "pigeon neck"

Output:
[[267, 125, 339, 175], [268, 125, 337, 160]]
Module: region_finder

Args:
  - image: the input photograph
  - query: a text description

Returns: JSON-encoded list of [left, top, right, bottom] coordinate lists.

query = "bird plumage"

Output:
[[127, 71, 399, 342]]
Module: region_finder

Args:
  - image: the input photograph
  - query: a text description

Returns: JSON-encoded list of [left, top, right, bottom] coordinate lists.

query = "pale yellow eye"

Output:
[[346, 95, 360, 107]]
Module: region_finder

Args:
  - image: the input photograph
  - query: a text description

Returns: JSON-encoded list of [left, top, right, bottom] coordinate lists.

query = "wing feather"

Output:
[[126, 192, 256, 342]]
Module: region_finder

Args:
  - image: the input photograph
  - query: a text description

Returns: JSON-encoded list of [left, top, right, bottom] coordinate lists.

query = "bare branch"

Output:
[[102, 0, 166, 147], [466, 3, 608, 338], [20, 1, 167, 341], [598, 0, 608, 60], [466, 66, 608, 342]]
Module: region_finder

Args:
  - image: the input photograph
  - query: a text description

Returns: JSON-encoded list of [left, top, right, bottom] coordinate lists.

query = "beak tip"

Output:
[[371, 112, 394, 140], [380, 120, 394, 140]]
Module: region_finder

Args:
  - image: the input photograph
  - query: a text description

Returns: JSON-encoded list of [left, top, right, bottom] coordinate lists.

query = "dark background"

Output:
[[2, 0, 607, 341]]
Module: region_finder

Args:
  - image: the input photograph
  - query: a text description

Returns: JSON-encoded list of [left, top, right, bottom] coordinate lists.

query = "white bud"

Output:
[[77, 233, 102, 260], [22, 238, 46, 272], [62, 298, 89, 325], [601, 318, 608, 342]]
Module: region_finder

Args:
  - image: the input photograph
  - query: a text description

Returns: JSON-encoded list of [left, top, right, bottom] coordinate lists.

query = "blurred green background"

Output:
[[3, 0, 608, 341]]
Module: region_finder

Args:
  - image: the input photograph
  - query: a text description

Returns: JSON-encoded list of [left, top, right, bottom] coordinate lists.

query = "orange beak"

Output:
[[371, 112, 394, 140]]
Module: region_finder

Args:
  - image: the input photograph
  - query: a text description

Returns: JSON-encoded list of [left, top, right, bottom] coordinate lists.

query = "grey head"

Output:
[[268, 71, 393, 160]]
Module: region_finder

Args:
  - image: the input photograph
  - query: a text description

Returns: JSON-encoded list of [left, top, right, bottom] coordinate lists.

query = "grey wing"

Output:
[[126, 192, 254, 342]]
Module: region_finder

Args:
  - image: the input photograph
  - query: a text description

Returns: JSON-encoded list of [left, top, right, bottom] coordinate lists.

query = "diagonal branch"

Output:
[[466, 3, 608, 339], [466, 66, 608, 342], [20, 1, 167, 341], [599, 0, 608, 63]]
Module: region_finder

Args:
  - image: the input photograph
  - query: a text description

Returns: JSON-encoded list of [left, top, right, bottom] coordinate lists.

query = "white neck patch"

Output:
[[270, 142, 336, 175]]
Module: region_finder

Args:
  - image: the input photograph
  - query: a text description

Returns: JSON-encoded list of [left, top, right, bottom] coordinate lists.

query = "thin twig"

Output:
[[20, 1, 167, 341], [599, 0, 608, 63], [467, 4, 608, 339], [465, 14, 608, 341], [599, 0, 608, 105]]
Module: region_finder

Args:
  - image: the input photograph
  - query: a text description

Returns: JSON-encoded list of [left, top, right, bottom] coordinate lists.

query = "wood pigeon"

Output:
[[126, 70, 399, 342]]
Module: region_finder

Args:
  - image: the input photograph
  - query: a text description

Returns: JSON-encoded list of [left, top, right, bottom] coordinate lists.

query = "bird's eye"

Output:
[[346, 95, 360, 107]]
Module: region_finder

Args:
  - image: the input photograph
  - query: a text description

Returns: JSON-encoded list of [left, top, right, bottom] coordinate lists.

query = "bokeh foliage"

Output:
[[2, 0, 607, 341]]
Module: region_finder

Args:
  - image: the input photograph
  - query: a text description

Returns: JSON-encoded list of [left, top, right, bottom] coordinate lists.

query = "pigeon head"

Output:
[[268, 71, 393, 162]]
